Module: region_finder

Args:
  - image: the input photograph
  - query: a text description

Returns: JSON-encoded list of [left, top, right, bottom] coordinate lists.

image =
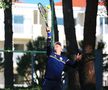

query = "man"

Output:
[[42, 27, 82, 90]]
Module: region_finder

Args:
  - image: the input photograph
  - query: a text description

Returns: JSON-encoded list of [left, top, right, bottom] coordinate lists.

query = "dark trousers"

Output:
[[42, 79, 62, 90]]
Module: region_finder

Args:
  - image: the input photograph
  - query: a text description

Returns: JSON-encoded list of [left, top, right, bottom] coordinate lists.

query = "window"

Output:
[[57, 18, 63, 25], [57, 18, 76, 25], [100, 17, 103, 25], [13, 15, 24, 33], [105, 17, 108, 24], [100, 17, 108, 34], [33, 10, 38, 24], [13, 15, 24, 24], [100, 17, 108, 25]]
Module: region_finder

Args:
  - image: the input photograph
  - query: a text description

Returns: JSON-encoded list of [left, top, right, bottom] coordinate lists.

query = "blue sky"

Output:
[[19, 0, 60, 5]]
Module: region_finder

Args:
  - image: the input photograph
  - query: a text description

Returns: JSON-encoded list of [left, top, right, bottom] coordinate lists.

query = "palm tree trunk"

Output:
[[4, 0, 13, 88], [82, 0, 98, 90], [84, 0, 98, 48], [62, 0, 78, 55], [62, 0, 79, 90]]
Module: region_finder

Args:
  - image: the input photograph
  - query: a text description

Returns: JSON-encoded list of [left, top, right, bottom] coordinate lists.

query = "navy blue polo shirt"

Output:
[[45, 52, 68, 80]]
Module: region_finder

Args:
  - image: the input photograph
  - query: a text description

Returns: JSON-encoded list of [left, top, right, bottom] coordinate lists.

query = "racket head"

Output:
[[38, 3, 48, 26]]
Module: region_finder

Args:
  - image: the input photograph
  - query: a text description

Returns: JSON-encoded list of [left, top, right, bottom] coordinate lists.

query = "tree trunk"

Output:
[[84, 0, 98, 48], [49, 0, 59, 42], [62, 0, 79, 90], [4, 0, 13, 88], [62, 0, 78, 55], [81, 0, 98, 90]]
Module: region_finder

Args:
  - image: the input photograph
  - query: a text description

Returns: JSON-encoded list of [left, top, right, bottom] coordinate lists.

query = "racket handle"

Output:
[[46, 23, 48, 27]]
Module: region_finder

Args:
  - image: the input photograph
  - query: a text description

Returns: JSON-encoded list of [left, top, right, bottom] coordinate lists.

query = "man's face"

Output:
[[54, 44, 62, 52]]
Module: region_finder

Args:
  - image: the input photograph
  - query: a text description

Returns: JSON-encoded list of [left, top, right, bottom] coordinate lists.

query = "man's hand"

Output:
[[46, 27, 51, 39], [74, 53, 82, 61], [46, 27, 51, 32]]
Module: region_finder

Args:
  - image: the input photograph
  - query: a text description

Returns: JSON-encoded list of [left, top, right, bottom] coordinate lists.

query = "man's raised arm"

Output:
[[46, 27, 52, 56]]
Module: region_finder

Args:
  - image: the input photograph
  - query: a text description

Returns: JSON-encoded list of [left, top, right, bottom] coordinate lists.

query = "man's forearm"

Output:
[[47, 31, 52, 56]]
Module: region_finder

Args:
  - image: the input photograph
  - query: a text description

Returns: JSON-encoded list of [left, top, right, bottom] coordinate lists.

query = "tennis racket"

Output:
[[38, 3, 48, 27]]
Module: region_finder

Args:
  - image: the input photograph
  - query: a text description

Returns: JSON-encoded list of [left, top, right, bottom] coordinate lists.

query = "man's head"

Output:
[[54, 42, 62, 53]]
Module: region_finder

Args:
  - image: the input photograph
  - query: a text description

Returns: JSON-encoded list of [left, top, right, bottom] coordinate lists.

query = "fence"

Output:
[[0, 50, 47, 89], [0, 49, 108, 89]]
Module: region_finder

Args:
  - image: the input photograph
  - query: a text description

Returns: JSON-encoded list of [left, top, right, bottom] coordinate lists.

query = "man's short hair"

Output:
[[54, 41, 61, 46]]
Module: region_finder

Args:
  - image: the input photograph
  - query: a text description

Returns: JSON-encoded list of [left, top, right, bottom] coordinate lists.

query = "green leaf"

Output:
[[0, 1, 9, 9]]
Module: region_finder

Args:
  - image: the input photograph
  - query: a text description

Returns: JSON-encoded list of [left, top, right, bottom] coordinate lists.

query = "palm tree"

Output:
[[62, 0, 78, 56], [4, 0, 13, 88], [84, 0, 98, 49], [82, 0, 98, 90], [62, 0, 79, 90]]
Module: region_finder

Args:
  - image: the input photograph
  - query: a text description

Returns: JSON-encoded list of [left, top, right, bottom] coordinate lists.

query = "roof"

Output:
[[55, 0, 105, 7], [55, 0, 86, 7], [98, 1, 105, 6]]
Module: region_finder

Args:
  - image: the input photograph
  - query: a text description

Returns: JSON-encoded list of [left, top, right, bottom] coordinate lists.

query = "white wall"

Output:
[[0, 71, 4, 89], [48, 6, 85, 46], [0, 3, 43, 42], [0, 9, 4, 41], [12, 3, 42, 40]]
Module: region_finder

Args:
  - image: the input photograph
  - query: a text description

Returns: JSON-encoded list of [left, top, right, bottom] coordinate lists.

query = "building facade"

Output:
[[0, 0, 108, 88], [0, 2, 48, 50], [0, 2, 46, 88]]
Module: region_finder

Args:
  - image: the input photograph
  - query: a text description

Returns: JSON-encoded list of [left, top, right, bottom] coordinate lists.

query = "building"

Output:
[[47, 0, 86, 47], [0, 2, 47, 50], [50, 0, 108, 50], [0, 1, 47, 88]]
